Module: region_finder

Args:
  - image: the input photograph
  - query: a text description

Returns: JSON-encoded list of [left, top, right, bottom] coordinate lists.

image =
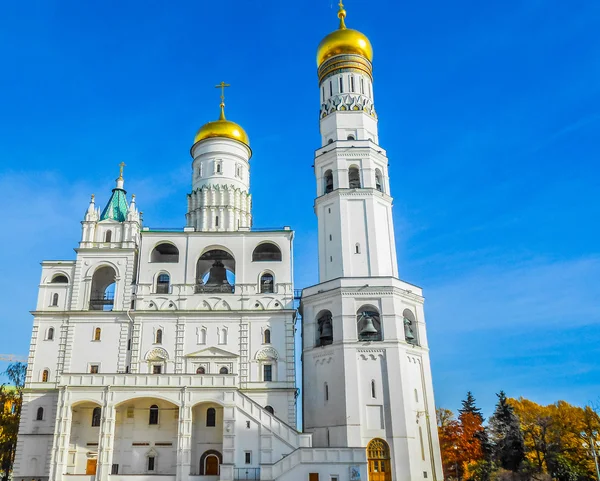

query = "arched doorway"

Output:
[[367, 438, 391, 481], [200, 450, 222, 475]]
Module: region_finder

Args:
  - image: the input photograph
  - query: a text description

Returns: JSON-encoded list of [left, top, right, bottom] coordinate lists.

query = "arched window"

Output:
[[151, 243, 179, 263], [219, 367, 229, 375], [156, 274, 170, 294], [149, 405, 159, 425], [218, 328, 228, 345], [198, 327, 207, 345], [94, 328, 102, 341], [36, 407, 44, 421], [89, 265, 116, 311], [324, 170, 333, 194], [41, 369, 49, 382], [327, 138, 334, 144], [357, 305, 382, 341], [47, 327, 54, 341], [316, 310, 333, 347], [265, 405, 274, 415], [348, 166, 361, 188], [260, 273, 274, 293], [371, 380, 376, 399], [105, 230, 112, 243], [91, 407, 101, 427], [402, 308, 418, 346], [216, 162, 222, 174], [375, 168, 384, 192], [196, 366, 206, 374], [206, 408, 216, 427], [264, 329, 271, 344], [347, 134, 355, 140], [51, 275, 68, 283], [51, 293, 59, 306], [252, 243, 282, 262], [155, 329, 163, 344]]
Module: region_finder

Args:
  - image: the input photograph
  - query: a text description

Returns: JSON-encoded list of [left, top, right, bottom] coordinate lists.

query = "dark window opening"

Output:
[[148, 457, 155, 471], [219, 367, 229, 374], [264, 329, 271, 344], [51, 275, 68, 284], [153, 365, 162, 374], [206, 407, 216, 427], [105, 230, 112, 243], [265, 405, 274, 415], [91, 407, 101, 427], [111, 464, 119, 475], [263, 364, 272, 382], [36, 407, 44, 421], [51, 293, 59, 306], [260, 273, 274, 293], [47, 327, 54, 341], [151, 243, 179, 263], [156, 274, 170, 294], [149, 405, 159, 425], [90, 365, 99, 374], [245, 452, 252, 464], [155, 329, 163, 344], [252, 243, 282, 262], [197, 366, 206, 374], [324, 170, 333, 194]]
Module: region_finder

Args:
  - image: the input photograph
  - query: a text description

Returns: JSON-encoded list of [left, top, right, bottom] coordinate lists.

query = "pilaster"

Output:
[[96, 388, 116, 481], [176, 387, 192, 481], [48, 387, 72, 481]]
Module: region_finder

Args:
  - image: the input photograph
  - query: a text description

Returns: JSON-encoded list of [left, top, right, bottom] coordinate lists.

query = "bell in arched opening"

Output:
[[318, 311, 333, 346], [357, 310, 382, 341]]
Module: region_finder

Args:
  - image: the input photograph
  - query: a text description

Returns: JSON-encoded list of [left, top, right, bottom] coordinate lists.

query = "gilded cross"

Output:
[[119, 162, 126, 178], [215, 81, 230, 107]]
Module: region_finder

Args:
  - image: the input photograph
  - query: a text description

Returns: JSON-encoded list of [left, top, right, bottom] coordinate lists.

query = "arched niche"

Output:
[[315, 310, 333, 347], [151, 243, 179, 263], [402, 308, 418, 345], [357, 305, 382, 341], [252, 243, 282, 262], [89, 265, 116, 311]]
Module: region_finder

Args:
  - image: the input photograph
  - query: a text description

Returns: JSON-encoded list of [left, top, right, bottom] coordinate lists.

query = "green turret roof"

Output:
[[100, 187, 128, 222]]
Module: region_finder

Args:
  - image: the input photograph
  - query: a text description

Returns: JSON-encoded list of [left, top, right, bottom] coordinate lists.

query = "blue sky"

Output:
[[1, 0, 599, 417]]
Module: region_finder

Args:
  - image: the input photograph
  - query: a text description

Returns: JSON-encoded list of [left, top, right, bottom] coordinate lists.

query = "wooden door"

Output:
[[85, 459, 97, 475], [205, 456, 219, 475], [368, 459, 391, 481]]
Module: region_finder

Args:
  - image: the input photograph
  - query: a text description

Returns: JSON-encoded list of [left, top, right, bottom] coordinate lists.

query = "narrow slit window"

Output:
[[94, 328, 101, 341], [329, 80, 333, 96], [325, 382, 329, 401], [149, 405, 159, 425], [206, 407, 216, 427], [361, 77, 365, 94], [350, 75, 355, 92], [36, 407, 44, 421], [371, 380, 376, 398], [91, 407, 101, 427], [339, 77, 343, 93], [263, 364, 272, 382], [51, 293, 59, 306]]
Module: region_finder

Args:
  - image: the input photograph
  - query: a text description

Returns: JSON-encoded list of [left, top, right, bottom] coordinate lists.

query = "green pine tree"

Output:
[[459, 391, 484, 422], [489, 391, 525, 473]]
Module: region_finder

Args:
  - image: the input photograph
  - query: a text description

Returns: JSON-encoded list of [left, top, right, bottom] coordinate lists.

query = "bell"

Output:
[[205, 260, 229, 286], [404, 317, 416, 343], [320, 319, 333, 340], [359, 314, 378, 336]]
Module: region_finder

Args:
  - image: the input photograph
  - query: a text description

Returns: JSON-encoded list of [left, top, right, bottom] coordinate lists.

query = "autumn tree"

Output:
[[437, 408, 462, 479], [488, 391, 525, 473], [0, 362, 26, 481], [457, 392, 491, 481]]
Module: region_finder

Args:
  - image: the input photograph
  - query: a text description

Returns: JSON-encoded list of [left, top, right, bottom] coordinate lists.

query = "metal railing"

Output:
[[194, 283, 235, 294], [234, 468, 260, 480]]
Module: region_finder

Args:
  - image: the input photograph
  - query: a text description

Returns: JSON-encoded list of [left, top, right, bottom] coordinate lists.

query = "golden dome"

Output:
[[193, 105, 250, 147], [316, 2, 373, 66]]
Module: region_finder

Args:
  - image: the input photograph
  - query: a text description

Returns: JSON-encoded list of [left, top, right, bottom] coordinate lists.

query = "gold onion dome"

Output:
[[316, 1, 373, 66], [193, 104, 250, 148]]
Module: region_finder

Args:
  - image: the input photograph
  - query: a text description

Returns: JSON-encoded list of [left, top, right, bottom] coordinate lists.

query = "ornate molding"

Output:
[[320, 93, 376, 119]]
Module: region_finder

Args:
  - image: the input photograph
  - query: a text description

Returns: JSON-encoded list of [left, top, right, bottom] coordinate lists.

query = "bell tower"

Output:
[[300, 4, 444, 481]]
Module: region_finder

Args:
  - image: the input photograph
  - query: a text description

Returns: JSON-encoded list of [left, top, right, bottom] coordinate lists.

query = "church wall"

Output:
[[69, 320, 123, 373]]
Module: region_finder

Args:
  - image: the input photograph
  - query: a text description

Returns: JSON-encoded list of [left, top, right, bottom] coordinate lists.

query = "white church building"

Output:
[[14, 4, 443, 481]]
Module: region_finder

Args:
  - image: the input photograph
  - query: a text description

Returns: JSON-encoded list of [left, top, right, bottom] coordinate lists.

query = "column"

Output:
[[96, 388, 116, 481], [48, 387, 72, 481], [221, 397, 236, 481], [176, 387, 192, 481]]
